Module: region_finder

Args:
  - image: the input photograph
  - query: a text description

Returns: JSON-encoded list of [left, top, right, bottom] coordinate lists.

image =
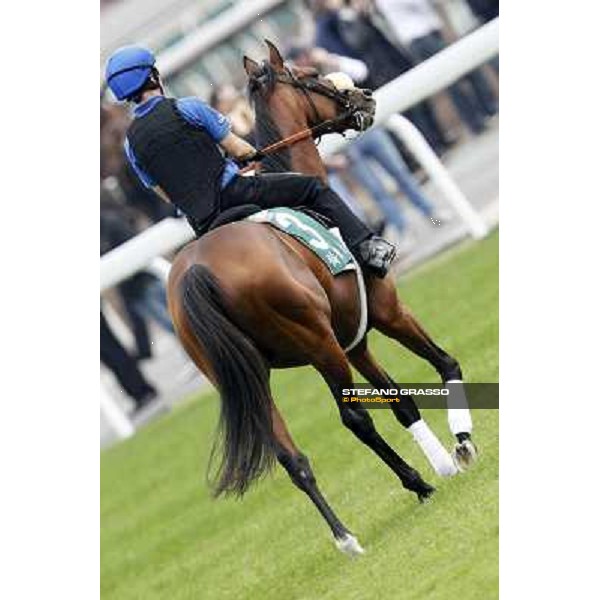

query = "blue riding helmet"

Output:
[[105, 45, 156, 101]]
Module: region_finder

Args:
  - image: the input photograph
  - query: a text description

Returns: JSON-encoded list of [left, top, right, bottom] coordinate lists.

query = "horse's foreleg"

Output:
[[368, 281, 463, 382], [368, 278, 474, 449], [347, 340, 421, 427], [312, 336, 434, 501], [348, 342, 457, 477], [270, 403, 363, 556]]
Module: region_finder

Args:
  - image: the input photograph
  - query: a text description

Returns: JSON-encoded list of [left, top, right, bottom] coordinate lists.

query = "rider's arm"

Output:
[[176, 98, 261, 163]]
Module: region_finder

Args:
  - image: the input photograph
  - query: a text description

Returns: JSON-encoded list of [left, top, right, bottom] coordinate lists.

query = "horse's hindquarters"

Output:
[[168, 221, 362, 367]]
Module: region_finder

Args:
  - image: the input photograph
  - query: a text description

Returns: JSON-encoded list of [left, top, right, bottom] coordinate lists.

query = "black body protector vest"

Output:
[[127, 98, 226, 233]]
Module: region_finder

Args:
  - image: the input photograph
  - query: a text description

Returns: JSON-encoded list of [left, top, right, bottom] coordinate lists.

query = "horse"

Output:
[[166, 40, 476, 555]]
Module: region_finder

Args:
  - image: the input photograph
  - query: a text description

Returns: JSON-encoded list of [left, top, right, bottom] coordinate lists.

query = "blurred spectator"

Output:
[[465, 0, 498, 23], [101, 199, 175, 361], [289, 46, 370, 82], [101, 104, 130, 180], [210, 84, 256, 145], [100, 310, 157, 414], [464, 0, 499, 73], [323, 154, 378, 225], [289, 45, 448, 240], [307, 0, 451, 154], [346, 127, 448, 238], [375, 0, 498, 133]]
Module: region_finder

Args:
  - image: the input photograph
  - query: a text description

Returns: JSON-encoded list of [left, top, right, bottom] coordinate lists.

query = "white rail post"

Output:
[[385, 115, 489, 239], [147, 256, 172, 284], [100, 305, 136, 440], [100, 385, 135, 439]]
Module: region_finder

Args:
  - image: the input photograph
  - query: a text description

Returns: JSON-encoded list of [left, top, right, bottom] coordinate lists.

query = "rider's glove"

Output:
[[236, 150, 264, 168]]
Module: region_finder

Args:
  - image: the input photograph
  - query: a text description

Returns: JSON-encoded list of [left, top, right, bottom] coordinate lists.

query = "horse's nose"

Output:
[[363, 96, 376, 116]]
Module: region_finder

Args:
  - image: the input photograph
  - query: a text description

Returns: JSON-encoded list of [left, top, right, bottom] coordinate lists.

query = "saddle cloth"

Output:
[[246, 207, 355, 276]]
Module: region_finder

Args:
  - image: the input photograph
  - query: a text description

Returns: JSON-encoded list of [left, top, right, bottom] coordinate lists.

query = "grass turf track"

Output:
[[101, 230, 499, 600]]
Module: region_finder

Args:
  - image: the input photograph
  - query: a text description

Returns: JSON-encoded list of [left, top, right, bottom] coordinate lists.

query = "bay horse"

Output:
[[167, 41, 476, 555]]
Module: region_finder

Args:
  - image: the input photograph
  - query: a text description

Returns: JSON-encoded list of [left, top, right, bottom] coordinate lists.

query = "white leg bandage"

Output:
[[446, 379, 473, 435], [408, 419, 458, 477]]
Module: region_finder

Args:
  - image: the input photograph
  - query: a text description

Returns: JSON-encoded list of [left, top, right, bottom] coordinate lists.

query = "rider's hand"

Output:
[[235, 149, 264, 168]]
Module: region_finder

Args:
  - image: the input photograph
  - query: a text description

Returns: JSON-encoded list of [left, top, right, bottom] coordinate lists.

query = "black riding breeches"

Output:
[[219, 173, 373, 249]]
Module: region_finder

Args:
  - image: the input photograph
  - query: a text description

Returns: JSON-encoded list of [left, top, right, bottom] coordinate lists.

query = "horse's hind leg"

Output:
[[347, 342, 457, 477], [311, 332, 435, 502], [270, 403, 364, 556], [369, 280, 477, 468]]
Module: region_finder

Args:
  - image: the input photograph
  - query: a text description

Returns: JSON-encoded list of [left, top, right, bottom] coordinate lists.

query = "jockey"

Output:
[[105, 45, 396, 277]]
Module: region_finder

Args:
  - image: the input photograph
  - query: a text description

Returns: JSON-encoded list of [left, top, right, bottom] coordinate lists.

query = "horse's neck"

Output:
[[288, 138, 328, 183], [275, 116, 328, 183]]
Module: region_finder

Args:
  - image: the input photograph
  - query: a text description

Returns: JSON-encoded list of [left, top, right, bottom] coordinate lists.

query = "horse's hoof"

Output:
[[452, 439, 479, 472], [417, 482, 436, 503], [335, 533, 365, 557]]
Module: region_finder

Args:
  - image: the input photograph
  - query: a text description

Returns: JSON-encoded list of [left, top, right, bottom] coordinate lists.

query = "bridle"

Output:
[[246, 62, 375, 164], [280, 65, 365, 137]]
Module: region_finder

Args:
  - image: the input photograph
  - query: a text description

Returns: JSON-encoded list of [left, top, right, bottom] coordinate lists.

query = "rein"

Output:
[[239, 118, 349, 174]]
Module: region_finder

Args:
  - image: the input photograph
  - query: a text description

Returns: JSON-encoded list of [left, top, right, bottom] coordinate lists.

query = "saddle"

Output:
[[207, 204, 261, 231]]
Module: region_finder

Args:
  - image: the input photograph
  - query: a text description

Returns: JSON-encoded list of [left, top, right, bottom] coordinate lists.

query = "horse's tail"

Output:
[[180, 264, 276, 497]]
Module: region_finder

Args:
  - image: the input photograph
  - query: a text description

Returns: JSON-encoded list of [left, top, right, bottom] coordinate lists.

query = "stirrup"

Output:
[[358, 236, 397, 278]]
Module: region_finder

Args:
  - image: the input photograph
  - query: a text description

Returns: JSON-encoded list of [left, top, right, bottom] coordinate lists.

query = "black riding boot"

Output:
[[309, 186, 397, 278], [356, 237, 397, 278]]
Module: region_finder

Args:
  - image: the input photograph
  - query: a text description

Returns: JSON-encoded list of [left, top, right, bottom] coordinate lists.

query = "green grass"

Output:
[[101, 231, 499, 600]]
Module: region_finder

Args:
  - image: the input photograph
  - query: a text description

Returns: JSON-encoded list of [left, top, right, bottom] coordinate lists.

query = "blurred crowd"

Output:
[[100, 0, 498, 409]]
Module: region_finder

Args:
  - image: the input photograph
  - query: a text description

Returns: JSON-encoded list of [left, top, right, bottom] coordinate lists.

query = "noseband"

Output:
[[281, 66, 353, 134]]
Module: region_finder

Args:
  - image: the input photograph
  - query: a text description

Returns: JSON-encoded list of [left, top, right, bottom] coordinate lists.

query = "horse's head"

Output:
[[244, 40, 376, 136]]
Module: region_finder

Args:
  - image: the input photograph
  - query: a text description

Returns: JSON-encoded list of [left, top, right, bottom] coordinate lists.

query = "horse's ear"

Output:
[[243, 55, 261, 77], [265, 39, 284, 70]]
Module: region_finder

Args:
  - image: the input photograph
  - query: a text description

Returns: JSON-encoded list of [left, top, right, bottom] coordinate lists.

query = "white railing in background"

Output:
[[320, 18, 499, 147], [101, 217, 190, 291], [101, 0, 198, 57], [100, 18, 499, 441], [157, 0, 287, 78]]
